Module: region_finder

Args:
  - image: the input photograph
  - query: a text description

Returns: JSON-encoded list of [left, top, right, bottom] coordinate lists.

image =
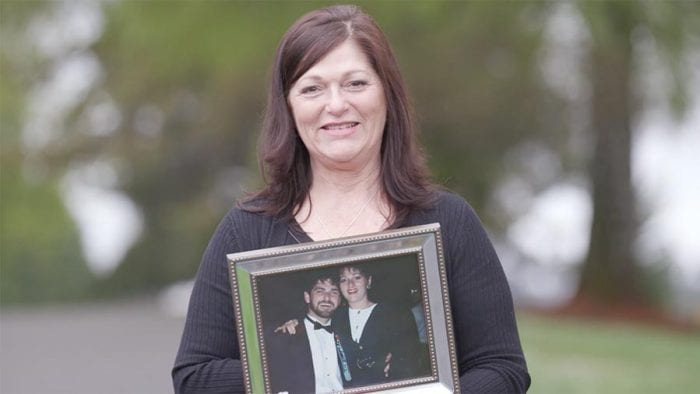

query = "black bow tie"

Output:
[[306, 316, 333, 334]]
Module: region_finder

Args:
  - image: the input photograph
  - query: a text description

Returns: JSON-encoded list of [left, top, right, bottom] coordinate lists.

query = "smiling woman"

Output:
[[172, 4, 530, 393], [289, 39, 389, 239], [333, 264, 423, 388]]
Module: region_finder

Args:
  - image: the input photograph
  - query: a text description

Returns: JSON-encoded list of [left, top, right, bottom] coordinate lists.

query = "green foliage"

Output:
[[0, 164, 94, 304], [1, 0, 41, 149], [1, 1, 95, 304], [580, 0, 699, 117]]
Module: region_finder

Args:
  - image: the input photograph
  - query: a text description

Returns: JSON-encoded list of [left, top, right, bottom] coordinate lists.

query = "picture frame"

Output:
[[228, 223, 460, 393]]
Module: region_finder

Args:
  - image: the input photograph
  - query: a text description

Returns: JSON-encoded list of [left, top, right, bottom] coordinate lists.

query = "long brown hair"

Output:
[[244, 4, 435, 227]]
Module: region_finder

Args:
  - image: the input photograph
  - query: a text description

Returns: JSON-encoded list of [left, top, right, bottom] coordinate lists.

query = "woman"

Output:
[[172, 4, 530, 393], [334, 265, 423, 387]]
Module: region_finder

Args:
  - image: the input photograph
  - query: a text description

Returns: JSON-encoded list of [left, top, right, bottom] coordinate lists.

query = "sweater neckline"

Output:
[[288, 218, 315, 243], [284, 192, 441, 244]]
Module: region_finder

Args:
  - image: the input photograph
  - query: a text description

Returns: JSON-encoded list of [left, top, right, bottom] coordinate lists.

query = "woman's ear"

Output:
[[367, 276, 372, 290]]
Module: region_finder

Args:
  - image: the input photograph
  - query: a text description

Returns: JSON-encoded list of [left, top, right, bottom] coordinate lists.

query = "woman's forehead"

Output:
[[295, 40, 374, 84], [340, 267, 364, 276]]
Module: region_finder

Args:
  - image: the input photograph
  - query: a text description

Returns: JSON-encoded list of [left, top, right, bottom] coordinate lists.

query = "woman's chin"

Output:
[[320, 150, 359, 164], [316, 152, 373, 171], [346, 295, 365, 305]]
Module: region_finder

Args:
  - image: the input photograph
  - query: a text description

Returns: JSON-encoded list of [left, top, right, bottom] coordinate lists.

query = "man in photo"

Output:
[[265, 270, 351, 394]]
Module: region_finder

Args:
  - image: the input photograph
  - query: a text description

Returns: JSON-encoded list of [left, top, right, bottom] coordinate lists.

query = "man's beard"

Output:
[[311, 302, 336, 318]]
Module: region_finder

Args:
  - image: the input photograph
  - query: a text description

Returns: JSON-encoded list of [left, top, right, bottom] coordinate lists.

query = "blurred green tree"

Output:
[[1, 0, 94, 304], [574, 1, 699, 308]]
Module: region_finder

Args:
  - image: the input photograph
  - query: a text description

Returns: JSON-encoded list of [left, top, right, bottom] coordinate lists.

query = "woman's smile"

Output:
[[321, 121, 360, 136]]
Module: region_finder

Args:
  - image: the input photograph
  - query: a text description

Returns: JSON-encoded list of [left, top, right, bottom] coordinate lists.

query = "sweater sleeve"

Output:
[[440, 196, 530, 393], [172, 211, 246, 393]]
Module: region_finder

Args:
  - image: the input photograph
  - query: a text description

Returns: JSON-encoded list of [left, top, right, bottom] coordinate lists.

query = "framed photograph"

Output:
[[228, 223, 460, 394]]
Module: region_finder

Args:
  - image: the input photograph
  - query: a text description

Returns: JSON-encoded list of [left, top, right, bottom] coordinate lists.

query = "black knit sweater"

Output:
[[172, 191, 530, 393]]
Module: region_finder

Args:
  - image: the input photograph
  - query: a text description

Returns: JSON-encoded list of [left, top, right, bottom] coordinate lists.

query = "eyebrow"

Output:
[[313, 285, 339, 290], [295, 70, 371, 84]]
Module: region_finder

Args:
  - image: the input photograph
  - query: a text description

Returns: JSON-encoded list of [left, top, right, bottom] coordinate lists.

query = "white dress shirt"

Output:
[[304, 316, 343, 393]]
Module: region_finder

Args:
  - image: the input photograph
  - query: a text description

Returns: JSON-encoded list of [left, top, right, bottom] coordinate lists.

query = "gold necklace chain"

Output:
[[316, 189, 378, 239]]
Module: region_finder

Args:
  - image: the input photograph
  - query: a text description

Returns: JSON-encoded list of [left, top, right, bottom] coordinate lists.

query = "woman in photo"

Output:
[[334, 265, 422, 387]]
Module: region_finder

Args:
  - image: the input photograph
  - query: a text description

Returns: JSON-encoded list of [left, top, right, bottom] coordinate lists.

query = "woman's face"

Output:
[[288, 39, 387, 170], [338, 267, 372, 305]]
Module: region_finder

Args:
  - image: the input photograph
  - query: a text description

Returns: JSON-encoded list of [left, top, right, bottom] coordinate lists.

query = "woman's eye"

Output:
[[299, 85, 321, 95], [347, 80, 368, 89]]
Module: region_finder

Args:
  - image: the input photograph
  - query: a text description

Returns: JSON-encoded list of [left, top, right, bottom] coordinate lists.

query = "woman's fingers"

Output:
[[384, 352, 392, 377]]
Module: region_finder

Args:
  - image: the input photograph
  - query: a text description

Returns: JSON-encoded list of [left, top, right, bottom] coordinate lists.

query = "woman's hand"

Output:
[[383, 352, 392, 377], [274, 319, 300, 334]]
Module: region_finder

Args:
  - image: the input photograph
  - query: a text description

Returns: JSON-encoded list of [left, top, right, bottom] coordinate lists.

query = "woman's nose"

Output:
[[325, 87, 348, 115]]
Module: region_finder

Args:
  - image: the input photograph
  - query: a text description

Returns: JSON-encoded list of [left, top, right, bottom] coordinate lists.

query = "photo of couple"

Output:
[[258, 256, 431, 394]]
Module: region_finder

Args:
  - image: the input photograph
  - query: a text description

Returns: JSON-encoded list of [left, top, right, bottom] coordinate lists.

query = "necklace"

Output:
[[316, 189, 378, 239]]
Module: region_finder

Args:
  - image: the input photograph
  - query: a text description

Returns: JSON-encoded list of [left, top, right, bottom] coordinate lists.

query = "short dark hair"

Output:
[[305, 268, 339, 294], [244, 4, 436, 226]]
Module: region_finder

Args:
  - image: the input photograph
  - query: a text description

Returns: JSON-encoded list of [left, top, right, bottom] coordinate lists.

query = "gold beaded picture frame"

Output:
[[228, 223, 459, 394]]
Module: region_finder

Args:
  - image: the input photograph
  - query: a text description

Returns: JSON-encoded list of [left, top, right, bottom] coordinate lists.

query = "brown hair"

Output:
[[338, 265, 371, 281], [244, 4, 435, 226]]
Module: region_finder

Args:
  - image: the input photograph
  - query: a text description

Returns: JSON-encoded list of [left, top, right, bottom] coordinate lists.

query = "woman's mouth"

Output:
[[321, 122, 359, 131]]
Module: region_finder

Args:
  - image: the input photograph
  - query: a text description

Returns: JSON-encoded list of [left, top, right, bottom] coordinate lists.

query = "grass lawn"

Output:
[[517, 312, 700, 393]]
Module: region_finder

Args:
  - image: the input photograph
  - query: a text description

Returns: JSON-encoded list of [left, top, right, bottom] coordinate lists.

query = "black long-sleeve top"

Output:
[[172, 191, 530, 393]]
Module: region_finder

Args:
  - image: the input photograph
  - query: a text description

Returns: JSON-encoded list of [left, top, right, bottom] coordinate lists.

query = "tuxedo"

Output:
[[334, 303, 422, 388], [265, 320, 316, 394], [265, 317, 348, 394]]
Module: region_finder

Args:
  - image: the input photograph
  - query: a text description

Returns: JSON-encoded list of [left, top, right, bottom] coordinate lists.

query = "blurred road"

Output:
[[1, 297, 185, 394]]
